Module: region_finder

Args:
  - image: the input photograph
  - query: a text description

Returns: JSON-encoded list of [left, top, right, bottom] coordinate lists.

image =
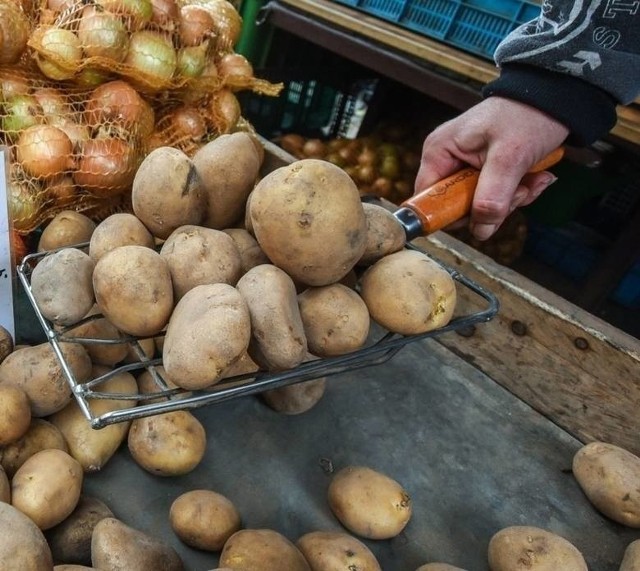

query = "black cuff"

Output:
[[482, 63, 618, 146]]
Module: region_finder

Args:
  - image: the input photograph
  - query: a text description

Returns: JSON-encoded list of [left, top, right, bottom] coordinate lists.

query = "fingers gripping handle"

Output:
[[399, 147, 565, 237]]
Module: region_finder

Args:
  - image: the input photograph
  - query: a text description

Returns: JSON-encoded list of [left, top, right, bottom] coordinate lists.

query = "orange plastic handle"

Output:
[[400, 147, 565, 235]]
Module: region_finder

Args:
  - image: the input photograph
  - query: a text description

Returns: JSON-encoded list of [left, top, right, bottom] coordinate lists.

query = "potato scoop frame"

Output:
[[17, 242, 499, 429]]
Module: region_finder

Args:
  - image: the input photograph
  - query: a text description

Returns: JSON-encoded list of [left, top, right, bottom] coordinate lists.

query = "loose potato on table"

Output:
[[46, 495, 115, 567], [572, 441, 640, 527], [37, 210, 96, 252], [327, 465, 412, 540], [359, 202, 406, 266], [192, 131, 262, 230], [360, 249, 456, 335], [163, 283, 251, 390], [0, 384, 31, 446], [88, 212, 156, 262], [0, 502, 54, 570], [298, 283, 370, 357], [620, 539, 640, 571], [219, 528, 311, 571], [91, 517, 184, 571], [236, 264, 307, 371], [30, 248, 95, 326], [487, 526, 587, 570], [11, 448, 83, 530], [160, 225, 243, 300], [127, 410, 206, 476], [249, 158, 367, 286], [132, 146, 205, 239], [297, 530, 381, 571], [93, 245, 174, 337], [0, 418, 68, 478], [169, 489, 241, 551], [0, 341, 92, 417]]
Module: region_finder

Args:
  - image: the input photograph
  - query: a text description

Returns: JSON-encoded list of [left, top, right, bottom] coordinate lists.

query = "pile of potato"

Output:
[[1, 135, 640, 570]]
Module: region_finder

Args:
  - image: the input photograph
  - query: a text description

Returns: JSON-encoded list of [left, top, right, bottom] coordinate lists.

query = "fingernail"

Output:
[[471, 223, 497, 241], [539, 174, 558, 187]]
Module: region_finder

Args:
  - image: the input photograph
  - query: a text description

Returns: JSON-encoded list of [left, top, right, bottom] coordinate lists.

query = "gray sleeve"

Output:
[[494, 0, 640, 105]]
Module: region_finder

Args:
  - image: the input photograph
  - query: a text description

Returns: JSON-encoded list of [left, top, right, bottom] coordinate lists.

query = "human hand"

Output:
[[414, 97, 569, 241]]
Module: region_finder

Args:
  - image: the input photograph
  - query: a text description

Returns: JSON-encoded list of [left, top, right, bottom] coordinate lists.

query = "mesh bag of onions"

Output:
[[0, 0, 282, 234]]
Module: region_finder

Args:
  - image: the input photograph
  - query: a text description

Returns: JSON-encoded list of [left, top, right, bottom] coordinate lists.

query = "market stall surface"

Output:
[[75, 336, 636, 571]]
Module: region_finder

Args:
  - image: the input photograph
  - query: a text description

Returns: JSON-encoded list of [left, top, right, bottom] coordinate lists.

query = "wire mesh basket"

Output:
[[17, 242, 499, 429]]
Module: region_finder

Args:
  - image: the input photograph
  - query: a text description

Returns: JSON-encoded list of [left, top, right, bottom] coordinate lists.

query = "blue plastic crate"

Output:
[[332, 0, 541, 59], [612, 260, 640, 309]]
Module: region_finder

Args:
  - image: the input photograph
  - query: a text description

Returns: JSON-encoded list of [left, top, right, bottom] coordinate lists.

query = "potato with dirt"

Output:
[[219, 529, 310, 571], [236, 264, 307, 371], [359, 202, 406, 266], [262, 377, 327, 415], [91, 517, 184, 571], [0, 324, 13, 364], [160, 225, 243, 300], [170, 489, 241, 551], [572, 441, 640, 527], [30, 248, 95, 326], [223, 227, 270, 273], [0, 342, 92, 417], [488, 526, 587, 570], [11, 448, 83, 530], [132, 146, 205, 240], [192, 132, 262, 229], [0, 502, 54, 570], [93, 245, 174, 337], [249, 159, 367, 286], [327, 465, 412, 540], [38, 211, 96, 252], [297, 530, 381, 570], [162, 283, 251, 390], [89, 212, 156, 262], [360, 249, 456, 335], [0, 384, 31, 446], [620, 539, 640, 571]]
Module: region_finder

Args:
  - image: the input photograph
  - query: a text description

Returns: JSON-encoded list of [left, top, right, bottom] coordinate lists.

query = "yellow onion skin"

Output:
[[124, 30, 177, 85], [16, 124, 75, 180], [0, 1, 30, 65], [78, 6, 130, 62]]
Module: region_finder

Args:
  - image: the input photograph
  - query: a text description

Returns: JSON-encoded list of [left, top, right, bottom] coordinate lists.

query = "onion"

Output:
[[1, 95, 43, 142], [46, 175, 77, 206], [0, 69, 31, 101], [55, 119, 91, 150], [16, 124, 75, 179], [11, 229, 28, 263], [150, 0, 179, 27], [371, 176, 393, 198], [124, 30, 177, 85], [188, 0, 241, 50], [302, 138, 325, 158], [0, 1, 30, 65], [78, 6, 130, 62], [96, 0, 153, 30], [208, 88, 240, 134], [161, 105, 207, 143], [9, 176, 42, 233], [85, 80, 155, 138], [177, 43, 208, 78], [74, 66, 112, 87], [357, 146, 377, 167], [33, 87, 74, 123], [179, 5, 215, 47], [218, 52, 253, 84], [278, 133, 304, 156], [46, 0, 74, 13], [74, 137, 139, 196], [36, 28, 83, 81]]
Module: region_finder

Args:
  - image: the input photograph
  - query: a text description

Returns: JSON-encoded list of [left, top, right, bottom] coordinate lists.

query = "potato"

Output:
[[0, 324, 13, 364], [360, 249, 456, 335], [132, 146, 205, 239], [236, 264, 307, 371], [359, 202, 406, 266], [163, 283, 251, 390], [91, 517, 184, 571], [220, 350, 260, 380], [169, 489, 241, 551], [0, 418, 68, 477], [89, 212, 155, 262], [262, 378, 326, 415], [415, 565, 467, 571], [46, 495, 114, 566], [0, 501, 54, 570], [0, 342, 92, 416], [122, 337, 156, 364], [223, 228, 270, 273], [327, 465, 412, 540], [487, 526, 587, 570], [572, 441, 640, 527], [249, 159, 367, 286], [620, 539, 640, 571], [38, 210, 96, 252], [219, 529, 310, 571], [49, 367, 138, 472], [160, 225, 243, 300], [136, 365, 191, 403], [0, 384, 31, 445], [93, 245, 174, 337], [12, 448, 83, 530], [298, 283, 370, 357], [192, 132, 261, 229], [297, 530, 381, 570], [63, 305, 129, 366], [127, 410, 206, 476], [31, 248, 95, 326], [54, 566, 97, 570], [0, 465, 9, 503]]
